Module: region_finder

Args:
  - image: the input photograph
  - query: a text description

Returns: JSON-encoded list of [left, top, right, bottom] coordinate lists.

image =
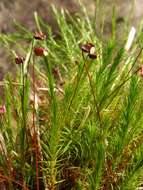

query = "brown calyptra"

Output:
[[79, 43, 94, 53], [15, 56, 25, 64], [79, 42, 97, 59], [34, 47, 48, 56]]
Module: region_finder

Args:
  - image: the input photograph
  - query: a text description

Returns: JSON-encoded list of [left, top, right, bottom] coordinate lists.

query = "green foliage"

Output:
[[0, 3, 143, 190]]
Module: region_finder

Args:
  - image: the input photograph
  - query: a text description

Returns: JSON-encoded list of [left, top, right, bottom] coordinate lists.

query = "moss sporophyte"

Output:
[[34, 47, 48, 56], [15, 56, 25, 65], [2, 7, 143, 189], [79, 43, 97, 59]]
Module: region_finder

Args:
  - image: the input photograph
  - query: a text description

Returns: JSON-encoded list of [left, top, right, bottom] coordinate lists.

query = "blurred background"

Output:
[[1, 0, 143, 33], [0, 0, 143, 81]]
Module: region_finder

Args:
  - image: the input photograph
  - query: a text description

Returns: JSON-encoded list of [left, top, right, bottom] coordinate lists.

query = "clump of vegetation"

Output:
[[0, 4, 143, 190]]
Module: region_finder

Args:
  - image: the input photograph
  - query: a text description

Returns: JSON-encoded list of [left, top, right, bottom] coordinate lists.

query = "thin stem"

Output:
[[25, 39, 35, 81], [67, 55, 88, 111], [84, 60, 102, 127], [22, 63, 25, 125], [21, 62, 26, 189], [32, 57, 39, 190]]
